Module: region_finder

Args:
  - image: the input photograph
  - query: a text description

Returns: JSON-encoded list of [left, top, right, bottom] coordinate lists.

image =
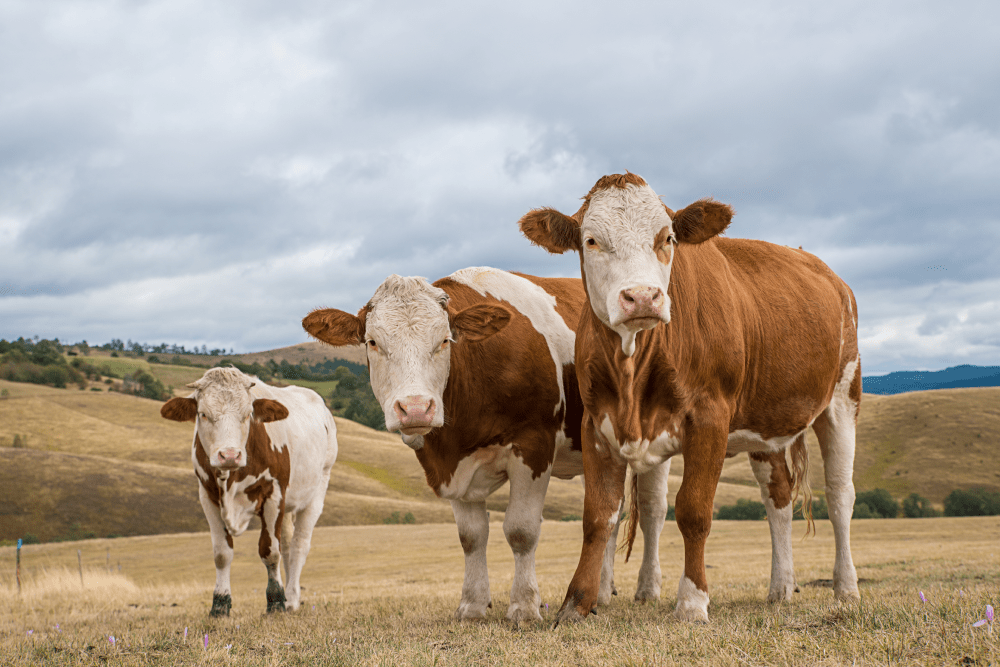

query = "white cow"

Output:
[[161, 367, 338, 615]]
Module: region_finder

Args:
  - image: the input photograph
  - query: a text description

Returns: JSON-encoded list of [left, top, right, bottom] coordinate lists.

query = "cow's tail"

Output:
[[621, 468, 640, 563], [790, 433, 815, 537]]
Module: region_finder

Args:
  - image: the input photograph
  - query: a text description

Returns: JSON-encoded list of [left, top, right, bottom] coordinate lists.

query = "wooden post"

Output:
[[77, 549, 83, 587], [16, 539, 21, 594]]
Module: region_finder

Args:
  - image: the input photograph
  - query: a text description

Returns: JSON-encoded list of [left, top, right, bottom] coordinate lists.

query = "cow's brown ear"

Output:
[[161, 397, 197, 422], [253, 398, 289, 423], [451, 304, 512, 342], [302, 307, 367, 346], [518, 207, 581, 254], [671, 198, 733, 244]]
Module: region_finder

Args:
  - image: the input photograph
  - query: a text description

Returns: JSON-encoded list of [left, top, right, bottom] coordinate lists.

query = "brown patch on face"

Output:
[[572, 172, 650, 221]]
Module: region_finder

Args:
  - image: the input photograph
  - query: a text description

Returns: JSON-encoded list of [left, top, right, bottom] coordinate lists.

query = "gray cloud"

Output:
[[1, 0, 998, 370]]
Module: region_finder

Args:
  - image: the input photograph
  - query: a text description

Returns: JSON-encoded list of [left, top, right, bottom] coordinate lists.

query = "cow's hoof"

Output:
[[634, 586, 661, 603], [673, 605, 709, 624], [834, 588, 861, 603], [597, 582, 617, 606], [210, 593, 232, 617], [766, 583, 796, 603], [506, 603, 543, 626], [551, 603, 589, 628], [266, 579, 287, 613], [454, 601, 491, 621]]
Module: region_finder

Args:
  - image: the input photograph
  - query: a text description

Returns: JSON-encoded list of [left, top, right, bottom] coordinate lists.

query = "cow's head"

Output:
[[518, 173, 732, 356], [160, 367, 289, 469], [302, 275, 510, 447]]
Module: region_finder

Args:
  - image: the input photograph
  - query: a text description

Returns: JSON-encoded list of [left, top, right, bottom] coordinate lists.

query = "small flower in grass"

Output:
[[183, 626, 187, 640], [109, 636, 116, 646], [26, 630, 33, 637], [973, 604, 995, 629], [204, 634, 209, 649], [919, 591, 926, 603], [225, 644, 232, 653]]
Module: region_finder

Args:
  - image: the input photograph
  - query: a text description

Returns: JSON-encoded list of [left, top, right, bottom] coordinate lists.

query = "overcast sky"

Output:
[[1, 0, 998, 374]]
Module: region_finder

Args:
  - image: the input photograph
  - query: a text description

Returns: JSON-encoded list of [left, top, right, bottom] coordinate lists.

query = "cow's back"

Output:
[[254, 382, 338, 509]]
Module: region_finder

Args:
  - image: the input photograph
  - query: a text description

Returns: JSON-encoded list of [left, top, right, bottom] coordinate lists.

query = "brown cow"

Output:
[[519, 173, 861, 624], [303, 267, 674, 623]]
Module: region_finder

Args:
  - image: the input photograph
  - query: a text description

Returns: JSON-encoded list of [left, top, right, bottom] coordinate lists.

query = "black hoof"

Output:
[[210, 593, 232, 617], [266, 579, 286, 613]]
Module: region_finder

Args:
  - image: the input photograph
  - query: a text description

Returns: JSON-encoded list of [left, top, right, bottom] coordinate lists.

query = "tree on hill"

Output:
[[943, 487, 1000, 516], [902, 492, 940, 518], [716, 498, 767, 520], [0, 338, 86, 389], [855, 488, 899, 518]]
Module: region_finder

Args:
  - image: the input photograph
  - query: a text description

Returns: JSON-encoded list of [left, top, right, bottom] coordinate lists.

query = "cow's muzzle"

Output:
[[394, 395, 436, 436], [618, 286, 665, 326], [214, 448, 244, 469]]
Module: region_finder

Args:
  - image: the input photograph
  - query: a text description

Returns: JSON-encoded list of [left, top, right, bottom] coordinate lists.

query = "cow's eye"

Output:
[[585, 237, 599, 249], [438, 339, 451, 353], [367, 340, 378, 351]]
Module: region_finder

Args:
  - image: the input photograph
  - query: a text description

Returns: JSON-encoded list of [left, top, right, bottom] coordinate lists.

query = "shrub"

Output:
[[12, 434, 27, 448], [853, 503, 876, 519], [21, 534, 41, 545], [120, 370, 171, 401], [716, 498, 767, 521], [943, 487, 1000, 516], [902, 492, 940, 518], [855, 488, 899, 518], [560, 514, 582, 522]]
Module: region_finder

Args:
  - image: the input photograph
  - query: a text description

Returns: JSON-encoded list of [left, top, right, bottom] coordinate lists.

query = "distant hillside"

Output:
[[863, 364, 1000, 395], [83, 340, 367, 370]]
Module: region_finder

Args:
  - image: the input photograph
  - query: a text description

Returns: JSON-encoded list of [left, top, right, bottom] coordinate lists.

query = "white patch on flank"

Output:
[[674, 575, 710, 623], [598, 415, 680, 473], [450, 267, 576, 417], [726, 428, 808, 455], [579, 183, 675, 356]]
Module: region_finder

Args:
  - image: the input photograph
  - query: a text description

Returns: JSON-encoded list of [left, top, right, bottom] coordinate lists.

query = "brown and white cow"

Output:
[[161, 367, 338, 616], [519, 173, 861, 624], [303, 267, 674, 624]]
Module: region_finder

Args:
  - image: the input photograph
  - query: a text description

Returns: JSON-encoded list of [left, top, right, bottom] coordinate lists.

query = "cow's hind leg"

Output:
[[283, 492, 325, 611], [503, 454, 551, 625], [634, 459, 671, 602], [598, 517, 621, 605], [199, 490, 234, 617], [259, 492, 286, 613], [749, 450, 796, 602], [813, 367, 860, 602], [451, 499, 492, 620]]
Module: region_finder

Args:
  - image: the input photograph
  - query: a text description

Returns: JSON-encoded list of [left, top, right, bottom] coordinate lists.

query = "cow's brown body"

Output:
[[519, 174, 861, 624]]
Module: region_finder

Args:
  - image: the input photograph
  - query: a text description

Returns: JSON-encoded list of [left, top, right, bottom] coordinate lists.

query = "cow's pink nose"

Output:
[[218, 448, 242, 467], [394, 396, 435, 428], [619, 286, 664, 319]]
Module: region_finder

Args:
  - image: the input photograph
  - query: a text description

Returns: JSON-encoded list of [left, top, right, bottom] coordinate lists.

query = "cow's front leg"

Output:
[[199, 489, 234, 617], [259, 489, 286, 613], [555, 419, 627, 626], [503, 452, 551, 625], [283, 493, 325, 611], [674, 422, 727, 623], [749, 450, 796, 602], [635, 458, 671, 602], [451, 499, 492, 620]]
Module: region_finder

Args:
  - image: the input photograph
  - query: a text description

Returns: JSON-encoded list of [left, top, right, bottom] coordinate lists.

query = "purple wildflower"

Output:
[[109, 636, 115, 646], [988, 605, 995, 623], [204, 634, 208, 649], [919, 591, 926, 603], [26, 630, 33, 637], [184, 627, 187, 640]]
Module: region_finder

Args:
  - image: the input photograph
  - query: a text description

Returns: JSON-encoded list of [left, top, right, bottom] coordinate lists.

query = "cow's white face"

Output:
[[580, 183, 675, 356], [190, 369, 256, 469], [364, 276, 453, 438]]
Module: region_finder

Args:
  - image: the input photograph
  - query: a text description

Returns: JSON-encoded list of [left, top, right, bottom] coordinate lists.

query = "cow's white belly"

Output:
[[598, 415, 682, 474], [726, 428, 805, 455], [551, 428, 583, 480], [438, 444, 513, 502]]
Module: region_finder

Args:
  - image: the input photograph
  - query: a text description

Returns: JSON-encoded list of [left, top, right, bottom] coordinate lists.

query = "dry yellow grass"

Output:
[[1, 517, 996, 665]]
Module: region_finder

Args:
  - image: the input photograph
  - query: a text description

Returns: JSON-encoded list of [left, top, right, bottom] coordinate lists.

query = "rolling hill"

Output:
[[2, 376, 998, 543], [863, 364, 1000, 395]]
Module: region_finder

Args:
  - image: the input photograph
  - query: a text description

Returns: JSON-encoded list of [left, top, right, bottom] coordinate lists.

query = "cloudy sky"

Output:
[[1, 0, 998, 374]]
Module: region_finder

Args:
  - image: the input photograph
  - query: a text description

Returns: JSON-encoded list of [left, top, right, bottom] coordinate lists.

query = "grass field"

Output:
[[1, 517, 996, 666]]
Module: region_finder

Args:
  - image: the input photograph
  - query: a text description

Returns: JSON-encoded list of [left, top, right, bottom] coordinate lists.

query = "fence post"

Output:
[[77, 549, 83, 587], [16, 539, 21, 594]]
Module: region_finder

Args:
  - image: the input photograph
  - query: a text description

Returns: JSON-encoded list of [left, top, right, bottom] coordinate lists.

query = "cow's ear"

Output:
[[518, 207, 581, 254], [253, 398, 289, 423], [302, 306, 367, 346], [161, 397, 197, 422], [671, 198, 733, 244], [451, 304, 512, 342]]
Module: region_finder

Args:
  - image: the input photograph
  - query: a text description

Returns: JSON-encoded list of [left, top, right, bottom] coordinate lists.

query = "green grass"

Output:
[[1, 517, 996, 665]]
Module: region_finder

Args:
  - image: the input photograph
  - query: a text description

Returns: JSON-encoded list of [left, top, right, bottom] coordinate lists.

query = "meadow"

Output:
[[1, 517, 997, 666]]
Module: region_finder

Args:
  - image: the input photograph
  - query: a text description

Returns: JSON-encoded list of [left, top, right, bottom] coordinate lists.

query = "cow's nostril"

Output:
[[622, 292, 635, 303], [394, 401, 407, 417]]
